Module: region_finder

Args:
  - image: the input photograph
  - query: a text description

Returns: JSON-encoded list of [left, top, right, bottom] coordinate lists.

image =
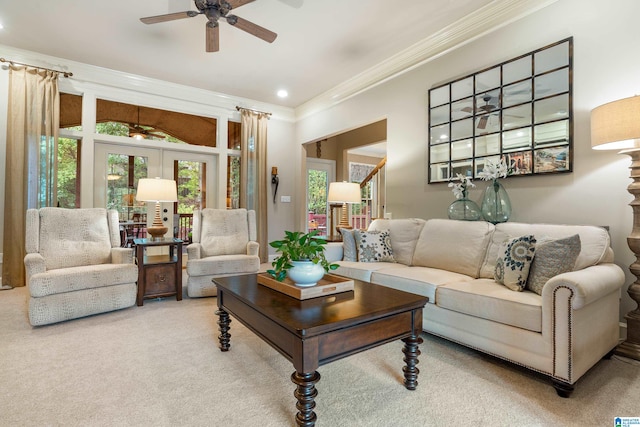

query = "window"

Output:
[[227, 121, 241, 209], [57, 137, 81, 208]]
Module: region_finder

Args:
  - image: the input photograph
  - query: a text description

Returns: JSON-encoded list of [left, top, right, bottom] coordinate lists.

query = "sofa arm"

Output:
[[247, 241, 259, 256], [111, 247, 134, 264], [24, 253, 46, 278], [324, 242, 344, 263], [542, 263, 626, 310], [187, 243, 202, 260]]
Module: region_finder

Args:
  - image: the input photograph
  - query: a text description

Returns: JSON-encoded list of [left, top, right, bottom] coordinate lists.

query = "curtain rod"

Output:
[[236, 106, 272, 118], [0, 57, 73, 78]]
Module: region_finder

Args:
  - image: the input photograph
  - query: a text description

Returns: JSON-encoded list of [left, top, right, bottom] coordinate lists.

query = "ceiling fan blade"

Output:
[[206, 23, 220, 52], [140, 11, 197, 24], [477, 116, 488, 129], [227, 0, 256, 9], [461, 107, 473, 113], [227, 15, 277, 43]]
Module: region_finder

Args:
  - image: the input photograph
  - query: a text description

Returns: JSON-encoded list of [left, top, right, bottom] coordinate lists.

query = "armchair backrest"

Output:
[[25, 207, 120, 270], [192, 208, 256, 257]]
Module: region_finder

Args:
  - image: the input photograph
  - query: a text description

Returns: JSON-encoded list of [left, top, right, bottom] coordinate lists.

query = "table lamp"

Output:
[[327, 181, 361, 232], [591, 95, 640, 361], [136, 177, 178, 240]]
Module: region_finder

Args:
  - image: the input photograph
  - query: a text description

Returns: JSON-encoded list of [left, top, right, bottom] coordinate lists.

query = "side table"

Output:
[[133, 237, 183, 306]]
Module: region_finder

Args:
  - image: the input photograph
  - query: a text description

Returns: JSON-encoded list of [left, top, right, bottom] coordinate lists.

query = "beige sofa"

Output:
[[331, 218, 626, 397]]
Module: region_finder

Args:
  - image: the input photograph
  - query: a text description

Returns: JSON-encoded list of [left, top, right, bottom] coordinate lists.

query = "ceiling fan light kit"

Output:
[[141, 0, 277, 53]]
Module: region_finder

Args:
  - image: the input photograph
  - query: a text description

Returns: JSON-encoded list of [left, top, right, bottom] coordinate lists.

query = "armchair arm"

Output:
[[542, 263, 626, 310], [24, 253, 46, 278], [111, 247, 134, 264], [247, 241, 259, 256], [187, 243, 202, 260]]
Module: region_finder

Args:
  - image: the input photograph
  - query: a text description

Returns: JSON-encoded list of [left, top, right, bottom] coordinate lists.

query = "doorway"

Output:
[[306, 158, 335, 237]]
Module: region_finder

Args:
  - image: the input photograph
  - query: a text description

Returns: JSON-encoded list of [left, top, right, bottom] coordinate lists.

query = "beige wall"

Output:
[[295, 0, 640, 322]]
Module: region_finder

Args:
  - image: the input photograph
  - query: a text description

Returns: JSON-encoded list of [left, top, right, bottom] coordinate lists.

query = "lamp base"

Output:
[[147, 226, 168, 240], [337, 202, 352, 230]]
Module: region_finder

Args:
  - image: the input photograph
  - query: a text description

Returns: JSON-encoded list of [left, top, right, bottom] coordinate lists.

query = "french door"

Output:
[[306, 158, 336, 237]]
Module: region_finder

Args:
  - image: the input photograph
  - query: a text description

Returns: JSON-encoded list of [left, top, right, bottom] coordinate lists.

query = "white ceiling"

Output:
[[0, 0, 544, 109]]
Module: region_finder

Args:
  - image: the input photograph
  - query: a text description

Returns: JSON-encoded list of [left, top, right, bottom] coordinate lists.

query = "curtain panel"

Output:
[[2, 66, 59, 288], [239, 109, 268, 263]]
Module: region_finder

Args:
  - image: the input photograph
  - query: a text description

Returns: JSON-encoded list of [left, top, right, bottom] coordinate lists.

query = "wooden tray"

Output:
[[257, 272, 354, 300]]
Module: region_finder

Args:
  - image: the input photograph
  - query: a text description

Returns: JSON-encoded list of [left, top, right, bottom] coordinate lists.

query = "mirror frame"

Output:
[[428, 37, 573, 183]]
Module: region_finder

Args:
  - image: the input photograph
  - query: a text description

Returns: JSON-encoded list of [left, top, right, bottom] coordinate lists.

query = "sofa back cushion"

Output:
[[479, 222, 612, 279], [200, 208, 249, 257], [368, 218, 426, 265], [412, 219, 495, 278], [38, 207, 112, 270]]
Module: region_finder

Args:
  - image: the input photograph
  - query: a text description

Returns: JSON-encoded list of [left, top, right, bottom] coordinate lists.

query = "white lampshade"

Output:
[[136, 178, 178, 202], [327, 182, 361, 204], [591, 95, 640, 150]]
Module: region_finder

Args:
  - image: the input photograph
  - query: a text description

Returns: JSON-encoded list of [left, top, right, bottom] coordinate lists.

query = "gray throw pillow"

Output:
[[353, 229, 395, 263], [494, 235, 536, 291], [340, 228, 357, 262], [526, 234, 581, 295]]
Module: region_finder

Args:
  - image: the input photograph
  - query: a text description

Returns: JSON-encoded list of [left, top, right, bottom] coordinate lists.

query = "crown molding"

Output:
[[294, 0, 559, 121], [0, 44, 296, 122]]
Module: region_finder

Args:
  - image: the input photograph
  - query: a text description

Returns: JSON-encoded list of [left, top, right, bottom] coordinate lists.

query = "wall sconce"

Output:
[[271, 166, 279, 203]]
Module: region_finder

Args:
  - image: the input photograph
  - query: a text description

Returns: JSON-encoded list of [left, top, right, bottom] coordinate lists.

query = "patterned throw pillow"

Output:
[[494, 235, 536, 291], [354, 229, 395, 263], [526, 234, 581, 295], [340, 228, 358, 262]]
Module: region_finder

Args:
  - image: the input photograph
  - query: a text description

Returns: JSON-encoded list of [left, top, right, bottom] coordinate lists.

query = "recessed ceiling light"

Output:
[[277, 89, 288, 98]]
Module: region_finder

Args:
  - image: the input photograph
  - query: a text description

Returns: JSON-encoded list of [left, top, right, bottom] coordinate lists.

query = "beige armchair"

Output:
[[186, 208, 260, 297], [24, 208, 138, 326]]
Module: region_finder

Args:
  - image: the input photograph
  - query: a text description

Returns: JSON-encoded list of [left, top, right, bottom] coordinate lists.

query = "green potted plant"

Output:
[[267, 230, 338, 286]]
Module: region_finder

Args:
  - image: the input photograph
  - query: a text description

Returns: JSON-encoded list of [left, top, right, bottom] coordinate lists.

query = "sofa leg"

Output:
[[603, 348, 616, 360], [552, 380, 574, 398]]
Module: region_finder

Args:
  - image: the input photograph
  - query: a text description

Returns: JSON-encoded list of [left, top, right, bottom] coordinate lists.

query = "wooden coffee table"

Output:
[[213, 274, 428, 426]]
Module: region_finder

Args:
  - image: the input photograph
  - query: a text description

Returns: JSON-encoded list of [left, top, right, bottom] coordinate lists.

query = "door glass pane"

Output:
[[175, 160, 205, 242], [307, 169, 328, 236], [227, 156, 240, 209], [107, 154, 148, 245], [57, 137, 81, 208]]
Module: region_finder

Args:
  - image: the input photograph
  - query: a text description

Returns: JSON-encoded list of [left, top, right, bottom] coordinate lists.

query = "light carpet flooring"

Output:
[[1, 277, 640, 426]]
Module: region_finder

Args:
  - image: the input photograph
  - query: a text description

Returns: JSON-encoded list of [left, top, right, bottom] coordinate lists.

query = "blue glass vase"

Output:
[[481, 180, 512, 224]]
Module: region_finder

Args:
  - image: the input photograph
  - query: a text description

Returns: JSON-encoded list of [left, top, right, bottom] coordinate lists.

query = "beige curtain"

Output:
[[2, 65, 60, 288], [239, 109, 268, 263]]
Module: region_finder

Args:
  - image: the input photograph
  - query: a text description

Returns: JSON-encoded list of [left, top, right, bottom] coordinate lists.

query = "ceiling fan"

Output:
[[140, 0, 277, 53], [128, 108, 165, 139], [475, 94, 498, 129]]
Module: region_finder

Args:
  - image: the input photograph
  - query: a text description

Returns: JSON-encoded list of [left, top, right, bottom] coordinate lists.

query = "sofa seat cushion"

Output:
[[29, 263, 138, 298], [412, 219, 494, 277], [436, 278, 542, 332], [334, 261, 406, 283], [369, 266, 474, 303], [187, 254, 260, 277]]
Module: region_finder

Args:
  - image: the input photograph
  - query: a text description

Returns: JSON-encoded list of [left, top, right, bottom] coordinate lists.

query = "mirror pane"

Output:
[[475, 134, 500, 157], [503, 56, 532, 85], [474, 155, 501, 178], [476, 67, 500, 92], [451, 160, 473, 178], [430, 143, 450, 163], [534, 94, 569, 124], [451, 118, 473, 141], [503, 79, 532, 108], [430, 86, 449, 107], [430, 123, 449, 144], [452, 77, 473, 101], [504, 151, 533, 175], [503, 104, 532, 130], [451, 139, 473, 160], [475, 115, 500, 136], [451, 97, 474, 121], [535, 41, 569, 74], [534, 120, 569, 146], [475, 89, 501, 114], [503, 128, 532, 152], [430, 162, 450, 182], [534, 146, 569, 173], [535, 68, 569, 98], [430, 104, 449, 126]]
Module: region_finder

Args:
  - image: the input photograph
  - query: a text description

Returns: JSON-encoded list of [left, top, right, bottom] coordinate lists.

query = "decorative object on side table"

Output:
[[447, 173, 481, 221], [267, 230, 338, 287], [591, 95, 640, 361], [478, 158, 512, 224], [327, 181, 361, 231], [135, 177, 178, 240]]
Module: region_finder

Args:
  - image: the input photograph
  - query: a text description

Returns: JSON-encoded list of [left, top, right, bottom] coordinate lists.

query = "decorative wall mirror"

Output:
[[428, 37, 573, 183]]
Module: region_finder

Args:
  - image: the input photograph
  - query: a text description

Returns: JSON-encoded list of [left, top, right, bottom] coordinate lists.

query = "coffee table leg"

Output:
[[291, 371, 321, 427], [402, 334, 423, 390], [215, 309, 231, 351]]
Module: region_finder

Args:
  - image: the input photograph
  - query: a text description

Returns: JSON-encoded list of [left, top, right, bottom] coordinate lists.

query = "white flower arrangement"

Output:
[[478, 158, 510, 181], [448, 173, 475, 199]]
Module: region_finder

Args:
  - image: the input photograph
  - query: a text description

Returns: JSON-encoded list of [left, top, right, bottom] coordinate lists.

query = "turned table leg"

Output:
[[402, 334, 423, 390], [291, 371, 321, 427], [216, 309, 231, 351]]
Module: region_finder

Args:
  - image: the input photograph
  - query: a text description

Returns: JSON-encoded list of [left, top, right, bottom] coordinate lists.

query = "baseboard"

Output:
[[620, 322, 627, 341]]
